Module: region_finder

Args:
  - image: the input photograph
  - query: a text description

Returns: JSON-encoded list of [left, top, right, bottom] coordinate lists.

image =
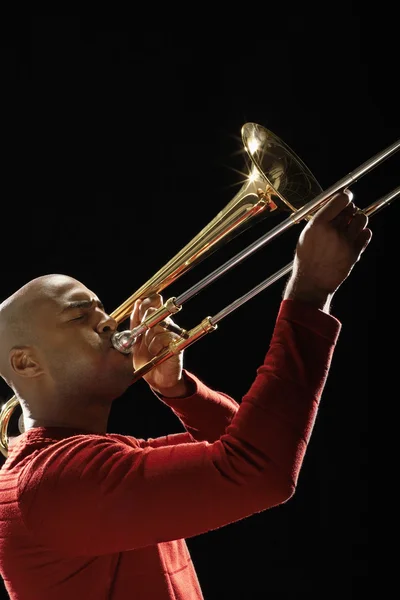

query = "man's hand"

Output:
[[284, 190, 372, 311], [130, 294, 190, 397]]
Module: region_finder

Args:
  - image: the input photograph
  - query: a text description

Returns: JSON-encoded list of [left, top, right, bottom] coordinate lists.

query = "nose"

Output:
[[96, 310, 118, 334]]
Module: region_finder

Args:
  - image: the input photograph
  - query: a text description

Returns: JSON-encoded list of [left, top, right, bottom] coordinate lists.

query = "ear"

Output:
[[9, 347, 44, 379]]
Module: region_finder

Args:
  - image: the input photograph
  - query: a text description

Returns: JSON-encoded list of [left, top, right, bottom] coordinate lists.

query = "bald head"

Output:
[[0, 274, 86, 385], [0, 274, 134, 433], [0, 274, 132, 419]]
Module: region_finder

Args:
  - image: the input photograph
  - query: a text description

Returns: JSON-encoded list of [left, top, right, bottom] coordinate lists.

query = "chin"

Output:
[[89, 380, 131, 404], [83, 364, 133, 402]]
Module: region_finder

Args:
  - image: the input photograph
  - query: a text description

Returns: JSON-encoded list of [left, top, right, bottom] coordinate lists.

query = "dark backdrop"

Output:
[[1, 10, 398, 600]]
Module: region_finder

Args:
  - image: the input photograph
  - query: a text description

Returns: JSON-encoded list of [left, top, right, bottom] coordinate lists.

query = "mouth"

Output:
[[109, 340, 132, 357], [109, 331, 134, 355]]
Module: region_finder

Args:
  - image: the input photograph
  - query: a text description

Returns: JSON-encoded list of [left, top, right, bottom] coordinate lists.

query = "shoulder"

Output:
[[18, 431, 141, 495]]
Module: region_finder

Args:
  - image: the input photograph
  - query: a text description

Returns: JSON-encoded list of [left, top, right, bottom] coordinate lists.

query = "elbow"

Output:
[[264, 474, 297, 508], [278, 482, 297, 505]]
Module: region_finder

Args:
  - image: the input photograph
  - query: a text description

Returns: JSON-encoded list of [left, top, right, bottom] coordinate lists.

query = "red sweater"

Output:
[[0, 300, 341, 599]]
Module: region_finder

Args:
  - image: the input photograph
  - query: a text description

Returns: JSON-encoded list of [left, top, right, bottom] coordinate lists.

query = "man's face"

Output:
[[31, 275, 134, 401]]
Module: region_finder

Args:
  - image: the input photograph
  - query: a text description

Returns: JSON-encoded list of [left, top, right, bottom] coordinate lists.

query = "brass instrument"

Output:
[[1, 123, 399, 457]]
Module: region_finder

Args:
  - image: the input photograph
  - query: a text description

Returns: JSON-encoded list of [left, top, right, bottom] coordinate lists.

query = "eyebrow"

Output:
[[60, 299, 105, 313]]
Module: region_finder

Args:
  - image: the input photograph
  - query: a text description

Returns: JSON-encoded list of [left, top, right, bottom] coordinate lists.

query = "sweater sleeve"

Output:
[[151, 371, 240, 443], [19, 299, 341, 557]]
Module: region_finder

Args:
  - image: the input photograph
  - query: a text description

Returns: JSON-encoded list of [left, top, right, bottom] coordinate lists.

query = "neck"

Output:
[[21, 401, 112, 435]]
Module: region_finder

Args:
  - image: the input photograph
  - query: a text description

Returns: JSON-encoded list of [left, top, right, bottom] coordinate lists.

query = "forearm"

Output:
[[229, 298, 340, 485], [154, 371, 197, 399], [153, 370, 240, 443]]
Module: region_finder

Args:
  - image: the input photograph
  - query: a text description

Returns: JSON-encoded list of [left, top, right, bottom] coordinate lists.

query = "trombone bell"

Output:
[[241, 123, 323, 213]]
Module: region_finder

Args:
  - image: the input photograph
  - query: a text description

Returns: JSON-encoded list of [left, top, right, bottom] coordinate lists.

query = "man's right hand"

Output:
[[283, 190, 372, 311]]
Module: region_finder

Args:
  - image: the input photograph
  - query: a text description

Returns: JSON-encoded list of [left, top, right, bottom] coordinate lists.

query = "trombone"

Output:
[[1, 122, 399, 457]]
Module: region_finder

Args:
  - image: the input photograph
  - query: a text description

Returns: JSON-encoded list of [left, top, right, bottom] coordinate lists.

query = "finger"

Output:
[[142, 308, 185, 344], [346, 211, 369, 241], [138, 294, 163, 321], [130, 299, 142, 329], [129, 306, 159, 353], [145, 321, 173, 351], [353, 228, 372, 256], [142, 306, 166, 341], [130, 301, 161, 342], [313, 190, 352, 223], [161, 320, 189, 339], [331, 201, 357, 231], [147, 331, 181, 357]]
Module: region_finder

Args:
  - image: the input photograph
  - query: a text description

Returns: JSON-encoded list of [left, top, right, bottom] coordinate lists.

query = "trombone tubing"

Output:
[[130, 187, 399, 384], [124, 143, 400, 345], [110, 137, 399, 328]]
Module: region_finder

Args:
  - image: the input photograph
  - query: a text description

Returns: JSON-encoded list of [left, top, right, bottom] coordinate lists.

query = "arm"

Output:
[[19, 299, 339, 556], [151, 371, 240, 443], [125, 192, 370, 447], [125, 376, 239, 446]]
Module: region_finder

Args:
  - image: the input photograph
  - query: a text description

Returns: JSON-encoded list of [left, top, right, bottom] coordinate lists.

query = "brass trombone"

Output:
[[1, 122, 399, 457]]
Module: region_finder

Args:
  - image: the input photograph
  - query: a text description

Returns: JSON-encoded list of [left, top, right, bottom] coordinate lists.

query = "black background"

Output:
[[0, 9, 398, 599]]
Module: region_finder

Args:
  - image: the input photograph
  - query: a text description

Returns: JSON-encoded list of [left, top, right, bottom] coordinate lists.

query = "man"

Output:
[[0, 192, 371, 599]]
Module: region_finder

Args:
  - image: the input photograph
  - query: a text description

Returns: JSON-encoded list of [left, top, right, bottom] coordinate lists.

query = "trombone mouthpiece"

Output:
[[111, 330, 134, 355], [111, 320, 189, 355]]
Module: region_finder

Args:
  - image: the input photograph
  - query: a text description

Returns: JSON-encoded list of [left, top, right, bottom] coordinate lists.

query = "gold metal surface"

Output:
[[0, 396, 20, 457], [131, 317, 217, 383]]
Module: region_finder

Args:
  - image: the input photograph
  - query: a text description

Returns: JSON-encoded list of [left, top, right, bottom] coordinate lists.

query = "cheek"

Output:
[[46, 351, 108, 388], [41, 333, 105, 375]]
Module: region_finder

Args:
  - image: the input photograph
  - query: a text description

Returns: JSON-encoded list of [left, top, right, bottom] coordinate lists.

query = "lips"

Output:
[[109, 341, 132, 357]]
